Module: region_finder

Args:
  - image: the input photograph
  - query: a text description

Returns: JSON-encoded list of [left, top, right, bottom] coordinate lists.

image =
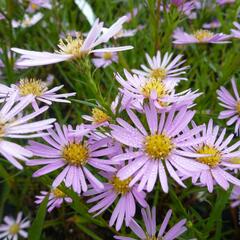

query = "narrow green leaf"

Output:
[[28, 195, 49, 240]]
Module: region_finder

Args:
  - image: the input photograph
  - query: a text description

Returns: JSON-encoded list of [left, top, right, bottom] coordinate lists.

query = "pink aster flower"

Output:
[[173, 27, 230, 44], [0, 78, 76, 109], [217, 78, 240, 135], [92, 51, 118, 68], [132, 51, 189, 85], [84, 166, 147, 231], [35, 188, 72, 212], [231, 22, 240, 38], [11, 16, 133, 67], [203, 19, 221, 29], [110, 102, 208, 193], [217, 0, 235, 5], [115, 69, 200, 110], [230, 186, 240, 208], [181, 119, 240, 192], [171, 0, 196, 18], [0, 94, 55, 169], [27, 123, 118, 194], [26, 0, 52, 13], [0, 212, 30, 239], [12, 13, 43, 28], [115, 206, 187, 240]]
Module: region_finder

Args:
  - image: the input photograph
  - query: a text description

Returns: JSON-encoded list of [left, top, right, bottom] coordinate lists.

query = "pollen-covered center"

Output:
[[146, 235, 158, 240], [150, 68, 167, 80], [193, 29, 214, 42], [112, 176, 131, 195], [197, 145, 221, 167], [92, 108, 110, 124], [145, 134, 173, 160], [236, 101, 240, 115], [57, 33, 86, 57], [52, 188, 66, 198], [19, 78, 47, 96], [9, 223, 20, 235], [0, 123, 5, 136], [62, 143, 89, 166], [103, 52, 113, 60], [141, 79, 166, 98]]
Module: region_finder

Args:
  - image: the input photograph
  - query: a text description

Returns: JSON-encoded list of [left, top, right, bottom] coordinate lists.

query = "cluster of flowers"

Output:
[[1, 1, 240, 239]]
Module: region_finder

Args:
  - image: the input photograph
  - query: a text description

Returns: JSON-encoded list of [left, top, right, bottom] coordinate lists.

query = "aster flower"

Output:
[[231, 22, 240, 39], [217, 78, 240, 135], [125, 8, 138, 22], [12, 13, 43, 28], [115, 206, 187, 240], [217, 0, 235, 5], [0, 78, 76, 108], [82, 107, 111, 126], [0, 212, 30, 239], [230, 186, 240, 208], [173, 27, 230, 45], [26, 0, 52, 13], [11, 16, 133, 67], [84, 166, 147, 231], [132, 51, 189, 85], [203, 19, 221, 29], [182, 119, 240, 192], [110, 102, 208, 193], [35, 188, 72, 212], [92, 51, 118, 68], [27, 123, 118, 194], [0, 94, 55, 169], [171, 0, 196, 18], [115, 69, 200, 110]]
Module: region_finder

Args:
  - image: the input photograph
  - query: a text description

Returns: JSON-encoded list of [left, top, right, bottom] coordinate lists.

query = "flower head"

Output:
[[12, 16, 133, 67], [181, 120, 240, 192], [27, 123, 119, 194], [12, 13, 43, 28], [115, 206, 187, 240], [173, 27, 230, 45], [0, 94, 55, 169], [110, 102, 208, 193], [84, 166, 147, 231], [35, 188, 72, 212], [92, 51, 118, 68], [231, 22, 240, 39], [0, 78, 76, 108], [217, 78, 240, 135], [27, 0, 52, 13], [0, 212, 30, 239], [217, 0, 235, 5], [203, 19, 221, 29]]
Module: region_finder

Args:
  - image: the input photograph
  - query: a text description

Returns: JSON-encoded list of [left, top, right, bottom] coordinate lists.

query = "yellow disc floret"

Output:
[[19, 78, 47, 96], [145, 134, 173, 160], [197, 145, 221, 167], [141, 79, 166, 98], [236, 101, 240, 115], [52, 188, 66, 198], [103, 52, 113, 60], [193, 29, 214, 42], [92, 108, 110, 124], [9, 224, 20, 235], [146, 235, 157, 240], [62, 143, 89, 166], [112, 176, 131, 195], [150, 68, 167, 81], [57, 33, 87, 58], [0, 123, 5, 137]]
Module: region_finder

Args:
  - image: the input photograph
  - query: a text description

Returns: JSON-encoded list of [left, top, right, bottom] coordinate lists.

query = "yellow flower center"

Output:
[[19, 78, 47, 96], [150, 68, 167, 81], [52, 188, 66, 198], [197, 145, 221, 167], [146, 236, 158, 240], [193, 29, 214, 42], [112, 176, 131, 195], [236, 101, 240, 114], [145, 134, 173, 160], [92, 108, 110, 124], [0, 123, 5, 137], [62, 143, 89, 166], [57, 33, 87, 58], [9, 223, 20, 235], [141, 79, 166, 98], [30, 3, 38, 10], [102, 52, 113, 60]]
